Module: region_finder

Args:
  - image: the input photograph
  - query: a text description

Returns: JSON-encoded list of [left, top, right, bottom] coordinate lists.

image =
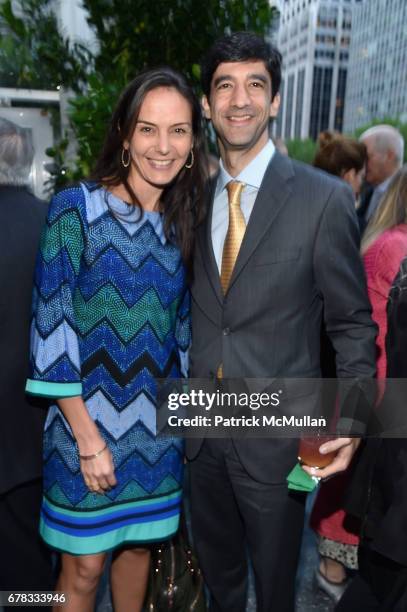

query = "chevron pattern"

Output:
[[27, 183, 189, 554]]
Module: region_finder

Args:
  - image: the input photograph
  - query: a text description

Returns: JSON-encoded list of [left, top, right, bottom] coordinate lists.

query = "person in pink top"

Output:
[[361, 165, 407, 379], [311, 161, 407, 603]]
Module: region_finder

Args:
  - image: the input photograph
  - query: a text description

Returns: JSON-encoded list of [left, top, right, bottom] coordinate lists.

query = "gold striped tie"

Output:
[[220, 181, 246, 294], [217, 181, 246, 379]]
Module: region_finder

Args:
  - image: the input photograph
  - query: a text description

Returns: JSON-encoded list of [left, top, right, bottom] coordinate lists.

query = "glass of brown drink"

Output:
[[298, 433, 337, 468]]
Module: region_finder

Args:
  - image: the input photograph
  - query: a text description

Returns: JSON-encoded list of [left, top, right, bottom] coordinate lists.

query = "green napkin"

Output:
[[287, 463, 320, 492]]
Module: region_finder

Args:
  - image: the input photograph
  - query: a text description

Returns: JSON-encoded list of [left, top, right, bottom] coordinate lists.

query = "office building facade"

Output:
[[275, 0, 361, 140], [343, 0, 407, 132]]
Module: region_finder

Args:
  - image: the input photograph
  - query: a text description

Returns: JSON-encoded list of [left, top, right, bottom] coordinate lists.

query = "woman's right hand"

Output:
[[56, 396, 118, 494], [79, 443, 117, 494]]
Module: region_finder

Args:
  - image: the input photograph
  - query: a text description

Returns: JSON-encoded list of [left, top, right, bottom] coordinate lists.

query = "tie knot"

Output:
[[226, 181, 245, 205]]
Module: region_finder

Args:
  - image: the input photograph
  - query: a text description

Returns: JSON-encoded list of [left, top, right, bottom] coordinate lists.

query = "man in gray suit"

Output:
[[187, 32, 377, 611]]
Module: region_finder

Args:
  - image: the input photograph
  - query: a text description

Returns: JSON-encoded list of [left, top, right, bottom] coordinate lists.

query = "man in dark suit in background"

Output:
[[357, 124, 404, 233], [187, 33, 377, 611], [0, 118, 54, 602]]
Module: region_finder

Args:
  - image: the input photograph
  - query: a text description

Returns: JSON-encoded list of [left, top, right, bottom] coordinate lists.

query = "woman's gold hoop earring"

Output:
[[121, 148, 131, 168], [185, 149, 194, 169]]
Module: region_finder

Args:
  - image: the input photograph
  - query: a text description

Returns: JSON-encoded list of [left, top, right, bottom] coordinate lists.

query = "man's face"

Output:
[[202, 60, 280, 156], [363, 135, 391, 186]]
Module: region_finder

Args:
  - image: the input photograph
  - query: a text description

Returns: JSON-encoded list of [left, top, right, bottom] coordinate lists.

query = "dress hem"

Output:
[[40, 529, 179, 556]]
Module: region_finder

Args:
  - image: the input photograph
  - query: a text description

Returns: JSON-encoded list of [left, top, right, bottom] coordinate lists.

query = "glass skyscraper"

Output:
[[275, 0, 362, 140]]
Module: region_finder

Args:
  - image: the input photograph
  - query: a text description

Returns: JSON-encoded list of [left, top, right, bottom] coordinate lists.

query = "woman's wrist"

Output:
[[75, 429, 104, 454], [57, 396, 101, 453], [79, 443, 108, 461]]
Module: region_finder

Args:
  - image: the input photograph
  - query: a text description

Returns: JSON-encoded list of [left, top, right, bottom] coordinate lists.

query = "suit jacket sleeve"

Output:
[[313, 182, 377, 433]]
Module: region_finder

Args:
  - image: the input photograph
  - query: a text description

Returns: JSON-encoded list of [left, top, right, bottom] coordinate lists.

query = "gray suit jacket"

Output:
[[188, 152, 377, 482]]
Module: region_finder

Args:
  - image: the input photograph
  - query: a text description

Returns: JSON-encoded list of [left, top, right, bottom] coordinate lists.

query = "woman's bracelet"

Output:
[[79, 443, 108, 461]]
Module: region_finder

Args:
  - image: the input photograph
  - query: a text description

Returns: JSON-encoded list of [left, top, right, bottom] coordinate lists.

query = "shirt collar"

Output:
[[376, 174, 394, 193], [215, 139, 275, 197]]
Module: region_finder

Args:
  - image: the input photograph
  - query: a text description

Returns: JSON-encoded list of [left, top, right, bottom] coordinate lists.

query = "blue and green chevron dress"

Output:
[[26, 182, 189, 555]]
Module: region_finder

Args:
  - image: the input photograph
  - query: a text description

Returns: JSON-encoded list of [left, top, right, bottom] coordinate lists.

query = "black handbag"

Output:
[[144, 513, 207, 611]]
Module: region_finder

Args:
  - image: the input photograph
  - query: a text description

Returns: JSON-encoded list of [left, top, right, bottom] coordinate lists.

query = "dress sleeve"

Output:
[[26, 187, 87, 398], [175, 287, 191, 378]]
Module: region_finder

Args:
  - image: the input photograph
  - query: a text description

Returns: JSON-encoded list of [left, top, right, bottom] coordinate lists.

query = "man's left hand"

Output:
[[301, 437, 360, 480]]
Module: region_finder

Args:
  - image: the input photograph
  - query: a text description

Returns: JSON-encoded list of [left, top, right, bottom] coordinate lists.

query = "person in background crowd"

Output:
[[25, 67, 207, 612], [187, 32, 376, 612], [313, 130, 366, 203], [310, 130, 368, 602], [338, 251, 407, 611], [319, 165, 407, 608], [0, 118, 54, 608], [358, 125, 404, 233], [361, 165, 407, 380]]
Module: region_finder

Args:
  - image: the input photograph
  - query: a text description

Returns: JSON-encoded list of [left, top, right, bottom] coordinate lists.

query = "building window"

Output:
[[276, 78, 284, 139], [334, 68, 347, 132], [316, 34, 337, 44], [309, 66, 333, 140], [295, 69, 305, 138], [285, 74, 295, 140]]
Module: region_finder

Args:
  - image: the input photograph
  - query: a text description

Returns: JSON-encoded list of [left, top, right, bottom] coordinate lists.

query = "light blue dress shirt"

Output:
[[212, 139, 275, 271]]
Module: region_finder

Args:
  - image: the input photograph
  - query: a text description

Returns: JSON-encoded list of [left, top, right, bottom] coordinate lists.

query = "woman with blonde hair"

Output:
[[361, 165, 407, 379]]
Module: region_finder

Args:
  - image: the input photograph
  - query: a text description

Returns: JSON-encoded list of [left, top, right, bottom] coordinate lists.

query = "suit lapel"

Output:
[[227, 151, 294, 292], [197, 175, 223, 305]]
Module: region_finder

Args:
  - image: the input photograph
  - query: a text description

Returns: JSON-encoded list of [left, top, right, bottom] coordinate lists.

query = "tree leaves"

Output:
[[0, 0, 92, 91], [0, 0, 277, 189]]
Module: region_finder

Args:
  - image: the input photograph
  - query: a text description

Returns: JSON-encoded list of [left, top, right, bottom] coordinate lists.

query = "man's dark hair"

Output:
[[201, 31, 282, 99]]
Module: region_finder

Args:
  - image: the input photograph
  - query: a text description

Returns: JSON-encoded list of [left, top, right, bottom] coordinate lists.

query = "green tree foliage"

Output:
[[0, 0, 277, 188], [83, 0, 276, 84], [0, 0, 91, 91], [68, 73, 124, 180], [286, 138, 317, 165], [71, 0, 277, 179]]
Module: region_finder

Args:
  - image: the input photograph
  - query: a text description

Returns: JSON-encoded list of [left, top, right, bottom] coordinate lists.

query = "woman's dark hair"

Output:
[[313, 131, 367, 176], [91, 66, 208, 270], [201, 31, 282, 99]]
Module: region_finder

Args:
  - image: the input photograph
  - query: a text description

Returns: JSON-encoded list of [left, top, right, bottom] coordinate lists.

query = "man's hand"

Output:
[[301, 437, 360, 480]]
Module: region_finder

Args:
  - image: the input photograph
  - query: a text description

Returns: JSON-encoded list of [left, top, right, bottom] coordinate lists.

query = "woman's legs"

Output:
[[110, 547, 151, 612], [54, 552, 106, 612]]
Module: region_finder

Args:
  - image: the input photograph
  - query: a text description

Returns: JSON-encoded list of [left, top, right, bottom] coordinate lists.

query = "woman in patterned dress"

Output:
[[26, 67, 207, 612]]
